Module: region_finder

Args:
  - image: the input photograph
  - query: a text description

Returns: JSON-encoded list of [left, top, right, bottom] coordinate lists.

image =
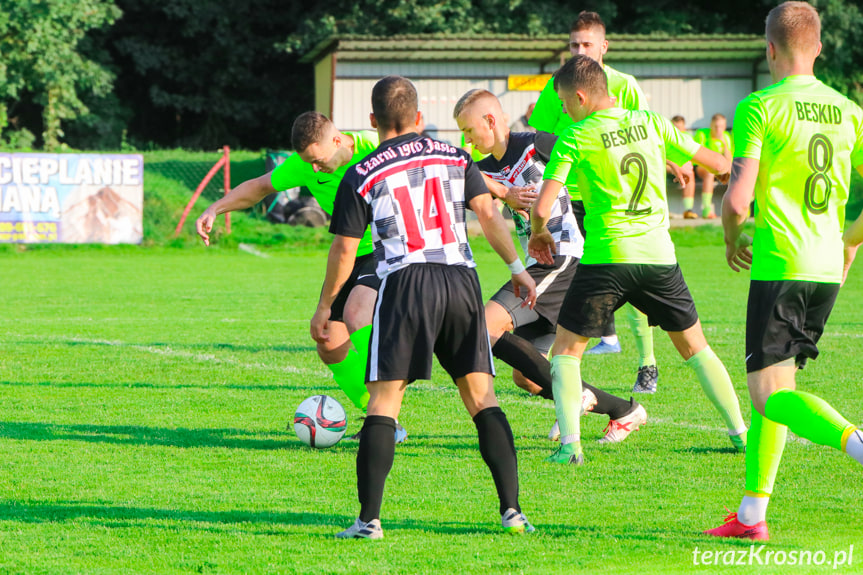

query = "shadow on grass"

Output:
[[0, 421, 298, 450], [0, 501, 539, 537], [0, 380, 327, 392], [14, 338, 317, 354]]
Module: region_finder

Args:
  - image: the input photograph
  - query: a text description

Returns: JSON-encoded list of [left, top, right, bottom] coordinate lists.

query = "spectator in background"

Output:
[[693, 113, 733, 219], [510, 102, 537, 133], [669, 115, 698, 219]]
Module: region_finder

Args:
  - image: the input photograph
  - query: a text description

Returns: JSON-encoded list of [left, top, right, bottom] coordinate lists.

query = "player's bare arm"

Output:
[[527, 179, 562, 265], [480, 173, 509, 200], [196, 173, 277, 245], [311, 235, 361, 343], [721, 157, 758, 272], [470, 192, 537, 309], [841, 165, 863, 284], [666, 160, 688, 188]]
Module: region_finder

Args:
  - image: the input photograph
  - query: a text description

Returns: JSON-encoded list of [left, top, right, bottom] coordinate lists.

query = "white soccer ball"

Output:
[[293, 394, 347, 448]]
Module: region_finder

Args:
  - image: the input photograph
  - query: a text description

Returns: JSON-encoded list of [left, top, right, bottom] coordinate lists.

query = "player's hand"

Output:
[[504, 184, 538, 210], [528, 228, 556, 265], [310, 306, 331, 344], [842, 244, 858, 286], [511, 270, 537, 310], [196, 207, 218, 246], [667, 161, 688, 189], [717, 170, 731, 185], [725, 233, 753, 272]]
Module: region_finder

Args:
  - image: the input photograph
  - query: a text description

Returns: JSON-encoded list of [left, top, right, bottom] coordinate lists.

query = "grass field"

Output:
[[1, 226, 862, 574]]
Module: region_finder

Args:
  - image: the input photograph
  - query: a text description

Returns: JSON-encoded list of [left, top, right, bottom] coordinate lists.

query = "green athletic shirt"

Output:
[[530, 64, 648, 200], [270, 130, 379, 257], [694, 129, 733, 155], [735, 75, 863, 283], [544, 108, 700, 265]]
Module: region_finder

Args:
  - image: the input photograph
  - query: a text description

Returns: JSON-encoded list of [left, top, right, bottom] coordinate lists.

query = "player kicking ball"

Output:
[[454, 88, 647, 448], [705, 1, 863, 541], [196, 112, 406, 443], [529, 55, 749, 464], [312, 76, 538, 539]]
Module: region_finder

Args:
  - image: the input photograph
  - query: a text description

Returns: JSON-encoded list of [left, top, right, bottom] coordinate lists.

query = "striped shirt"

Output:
[[331, 133, 489, 278], [478, 131, 584, 265]]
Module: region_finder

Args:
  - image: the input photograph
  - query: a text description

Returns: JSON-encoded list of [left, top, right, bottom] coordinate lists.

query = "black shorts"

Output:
[[329, 253, 381, 322], [571, 200, 587, 239], [745, 280, 839, 373], [368, 264, 494, 383], [514, 317, 556, 356], [557, 263, 699, 337], [489, 255, 578, 327]]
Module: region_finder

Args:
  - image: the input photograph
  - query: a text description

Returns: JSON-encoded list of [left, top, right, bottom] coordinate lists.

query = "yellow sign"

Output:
[[508, 74, 552, 91]]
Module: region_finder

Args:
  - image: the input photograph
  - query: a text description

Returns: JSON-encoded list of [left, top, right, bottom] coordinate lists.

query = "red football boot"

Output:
[[704, 511, 769, 541]]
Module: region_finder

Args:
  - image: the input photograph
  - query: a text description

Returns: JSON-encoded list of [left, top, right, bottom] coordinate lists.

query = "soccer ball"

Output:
[[293, 395, 347, 448]]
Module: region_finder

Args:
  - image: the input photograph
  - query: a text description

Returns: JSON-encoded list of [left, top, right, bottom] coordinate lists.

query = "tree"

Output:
[[0, 0, 121, 149]]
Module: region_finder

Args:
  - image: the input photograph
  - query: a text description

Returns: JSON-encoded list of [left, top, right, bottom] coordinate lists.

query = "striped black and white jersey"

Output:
[[477, 131, 583, 265], [331, 133, 488, 278]]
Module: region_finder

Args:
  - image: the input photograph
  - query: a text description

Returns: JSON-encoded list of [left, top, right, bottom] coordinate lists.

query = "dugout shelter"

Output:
[[299, 34, 770, 145]]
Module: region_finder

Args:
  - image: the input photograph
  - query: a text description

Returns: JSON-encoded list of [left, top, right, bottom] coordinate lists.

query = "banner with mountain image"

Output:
[[0, 153, 143, 244]]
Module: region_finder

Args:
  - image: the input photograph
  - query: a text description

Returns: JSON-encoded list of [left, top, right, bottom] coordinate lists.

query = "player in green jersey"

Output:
[[531, 11, 662, 396], [196, 112, 407, 443], [690, 114, 733, 219], [528, 55, 748, 464], [705, 1, 863, 541]]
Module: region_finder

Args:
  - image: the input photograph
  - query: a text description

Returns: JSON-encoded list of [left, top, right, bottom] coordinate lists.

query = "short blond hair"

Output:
[[453, 89, 498, 119], [766, 1, 821, 55]]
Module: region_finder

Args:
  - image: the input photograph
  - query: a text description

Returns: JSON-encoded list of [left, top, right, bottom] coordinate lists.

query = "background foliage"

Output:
[[1, 0, 861, 151]]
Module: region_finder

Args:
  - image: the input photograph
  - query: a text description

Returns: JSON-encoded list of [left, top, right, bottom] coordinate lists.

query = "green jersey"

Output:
[[530, 64, 648, 201], [544, 108, 700, 265], [734, 75, 863, 283], [694, 129, 733, 156], [270, 130, 379, 257]]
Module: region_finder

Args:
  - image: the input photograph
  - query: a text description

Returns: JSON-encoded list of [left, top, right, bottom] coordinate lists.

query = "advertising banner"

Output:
[[0, 153, 143, 244]]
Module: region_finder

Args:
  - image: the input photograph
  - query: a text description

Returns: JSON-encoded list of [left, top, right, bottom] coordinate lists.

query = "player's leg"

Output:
[[440, 266, 533, 533], [667, 321, 747, 449], [633, 264, 747, 449], [682, 164, 697, 219], [627, 303, 659, 394], [337, 378, 406, 540], [547, 326, 590, 463], [696, 166, 716, 218]]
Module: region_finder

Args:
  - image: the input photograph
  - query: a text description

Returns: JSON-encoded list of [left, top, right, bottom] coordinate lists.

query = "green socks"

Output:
[[550, 355, 582, 445], [625, 304, 655, 367], [701, 191, 714, 217], [686, 346, 746, 433], [682, 196, 695, 211], [745, 407, 787, 496], [764, 388, 856, 451], [326, 326, 372, 412]]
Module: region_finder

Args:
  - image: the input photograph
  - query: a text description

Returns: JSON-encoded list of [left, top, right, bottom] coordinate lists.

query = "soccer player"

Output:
[[531, 11, 660, 394], [313, 75, 538, 539], [670, 116, 697, 217], [704, 1, 863, 541], [455, 88, 647, 445], [691, 113, 733, 219], [529, 55, 748, 464], [195, 113, 406, 442]]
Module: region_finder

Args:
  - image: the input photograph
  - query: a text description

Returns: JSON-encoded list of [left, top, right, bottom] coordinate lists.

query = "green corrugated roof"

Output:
[[299, 34, 765, 64]]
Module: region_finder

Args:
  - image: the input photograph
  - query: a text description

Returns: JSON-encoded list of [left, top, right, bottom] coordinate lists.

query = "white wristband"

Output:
[[507, 258, 526, 275]]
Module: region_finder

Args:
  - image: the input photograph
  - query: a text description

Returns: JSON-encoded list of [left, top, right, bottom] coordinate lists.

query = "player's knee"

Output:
[[316, 340, 350, 365]]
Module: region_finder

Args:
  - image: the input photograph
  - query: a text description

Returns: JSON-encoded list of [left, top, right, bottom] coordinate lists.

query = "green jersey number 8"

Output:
[[805, 133, 833, 215], [621, 153, 651, 216]]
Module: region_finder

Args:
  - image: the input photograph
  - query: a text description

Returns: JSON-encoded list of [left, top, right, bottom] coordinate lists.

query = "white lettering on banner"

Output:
[[0, 155, 143, 187], [0, 185, 61, 217]]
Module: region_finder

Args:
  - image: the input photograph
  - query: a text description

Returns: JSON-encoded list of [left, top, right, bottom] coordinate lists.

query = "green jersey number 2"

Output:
[[805, 133, 833, 215], [621, 153, 651, 215]]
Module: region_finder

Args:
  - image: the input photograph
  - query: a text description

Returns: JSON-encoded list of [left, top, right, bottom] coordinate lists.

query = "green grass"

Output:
[[1, 227, 862, 574]]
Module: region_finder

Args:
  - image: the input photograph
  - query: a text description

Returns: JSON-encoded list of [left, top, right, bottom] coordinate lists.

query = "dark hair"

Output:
[[553, 54, 608, 98], [570, 11, 606, 35], [371, 76, 418, 132], [291, 111, 333, 152], [671, 115, 685, 123]]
